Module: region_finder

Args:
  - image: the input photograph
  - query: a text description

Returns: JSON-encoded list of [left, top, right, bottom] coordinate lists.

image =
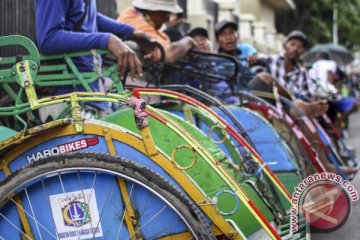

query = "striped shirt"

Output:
[[268, 54, 317, 99]]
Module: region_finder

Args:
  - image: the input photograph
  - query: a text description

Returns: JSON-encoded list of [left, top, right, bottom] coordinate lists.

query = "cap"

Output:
[[188, 27, 209, 38], [215, 20, 238, 36], [286, 30, 308, 47]]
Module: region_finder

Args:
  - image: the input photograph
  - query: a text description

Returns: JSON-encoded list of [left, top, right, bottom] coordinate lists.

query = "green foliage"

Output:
[[300, 0, 360, 50]]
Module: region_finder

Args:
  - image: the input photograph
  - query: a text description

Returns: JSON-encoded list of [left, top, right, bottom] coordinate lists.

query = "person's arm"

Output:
[[98, 13, 158, 58], [276, 81, 294, 100], [97, 13, 134, 38], [240, 43, 258, 65], [252, 72, 294, 100], [165, 36, 197, 64], [36, 0, 114, 54]]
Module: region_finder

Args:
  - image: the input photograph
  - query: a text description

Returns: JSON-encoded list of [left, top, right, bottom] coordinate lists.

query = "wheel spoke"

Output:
[[58, 172, 77, 229], [115, 182, 135, 240], [138, 189, 154, 217], [24, 188, 43, 240], [153, 219, 185, 239], [0, 212, 32, 240], [92, 172, 115, 240], [76, 170, 96, 240], [127, 205, 168, 240], [41, 179, 60, 239], [9, 198, 57, 239]]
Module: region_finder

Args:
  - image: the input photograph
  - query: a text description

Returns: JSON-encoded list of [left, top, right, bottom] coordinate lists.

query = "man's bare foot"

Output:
[[326, 164, 359, 175], [308, 101, 329, 118]]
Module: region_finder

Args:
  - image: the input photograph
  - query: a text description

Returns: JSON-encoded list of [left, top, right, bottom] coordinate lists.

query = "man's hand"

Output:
[[182, 36, 198, 50], [247, 55, 258, 65], [163, 36, 198, 64], [128, 30, 157, 58], [108, 35, 142, 80]]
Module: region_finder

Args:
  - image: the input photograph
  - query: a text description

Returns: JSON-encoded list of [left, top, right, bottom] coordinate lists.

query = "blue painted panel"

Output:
[[214, 106, 297, 172], [0, 201, 23, 239]]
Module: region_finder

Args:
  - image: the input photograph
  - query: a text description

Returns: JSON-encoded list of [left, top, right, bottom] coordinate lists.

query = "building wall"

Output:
[[259, 2, 275, 30], [187, 0, 207, 27], [236, 0, 291, 53], [238, 0, 274, 30], [116, 0, 132, 14], [239, 0, 261, 18]]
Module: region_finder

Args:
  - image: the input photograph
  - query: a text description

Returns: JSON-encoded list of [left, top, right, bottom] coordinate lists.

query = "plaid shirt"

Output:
[[268, 54, 317, 99]]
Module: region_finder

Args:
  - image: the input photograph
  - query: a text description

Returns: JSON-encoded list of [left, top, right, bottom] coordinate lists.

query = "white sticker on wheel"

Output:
[[49, 189, 103, 239]]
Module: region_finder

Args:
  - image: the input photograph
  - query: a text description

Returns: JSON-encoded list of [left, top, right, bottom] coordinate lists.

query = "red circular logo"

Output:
[[300, 182, 351, 232]]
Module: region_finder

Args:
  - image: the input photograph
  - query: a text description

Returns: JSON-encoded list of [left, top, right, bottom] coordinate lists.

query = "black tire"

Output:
[[0, 152, 215, 240]]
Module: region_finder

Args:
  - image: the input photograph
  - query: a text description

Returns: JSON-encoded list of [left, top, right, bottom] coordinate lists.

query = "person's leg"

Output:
[[251, 72, 329, 117], [248, 74, 357, 174], [252, 72, 293, 100], [291, 100, 357, 174], [333, 97, 358, 127]]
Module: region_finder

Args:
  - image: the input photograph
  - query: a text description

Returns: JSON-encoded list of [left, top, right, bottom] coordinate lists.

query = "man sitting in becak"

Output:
[[117, 0, 197, 64], [214, 21, 357, 175], [308, 52, 358, 128]]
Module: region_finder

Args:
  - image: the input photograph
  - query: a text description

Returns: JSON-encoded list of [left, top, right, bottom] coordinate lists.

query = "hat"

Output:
[[188, 27, 209, 38], [286, 30, 308, 47], [133, 0, 183, 14], [215, 20, 238, 36]]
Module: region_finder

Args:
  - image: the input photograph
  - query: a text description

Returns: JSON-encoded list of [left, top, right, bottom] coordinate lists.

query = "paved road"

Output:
[[312, 111, 360, 240]]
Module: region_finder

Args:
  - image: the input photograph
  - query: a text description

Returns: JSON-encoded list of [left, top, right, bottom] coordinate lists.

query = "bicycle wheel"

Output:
[[0, 152, 215, 240]]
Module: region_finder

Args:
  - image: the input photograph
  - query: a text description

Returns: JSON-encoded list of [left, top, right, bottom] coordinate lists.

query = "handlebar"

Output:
[[237, 57, 269, 68], [164, 51, 270, 88], [188, 50, 240, 80]]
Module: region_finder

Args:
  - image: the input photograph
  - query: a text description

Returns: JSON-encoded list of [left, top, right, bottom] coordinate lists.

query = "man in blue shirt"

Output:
[[213, 20, 258, 104], [216, 20, 257, 65], [36, 0, 154, 87], [35, 0, 156, 118]]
